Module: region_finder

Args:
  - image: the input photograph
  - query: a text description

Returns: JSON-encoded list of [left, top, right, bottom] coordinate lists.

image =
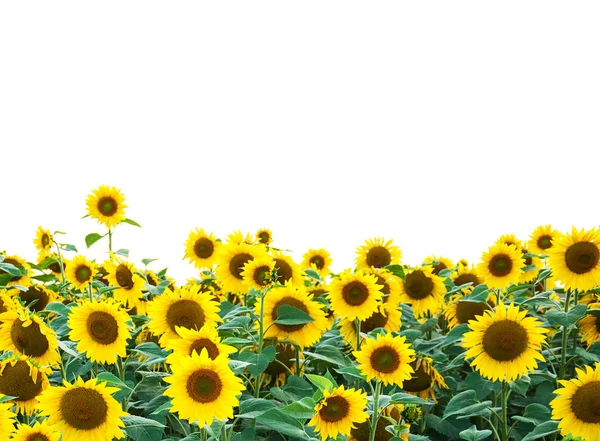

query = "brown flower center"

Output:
[[350, 418, 393, 441], [186, 369, 222, 403], [361, 311, 389, 333], [366, 246, 391, 268], [537, 235, 552, 250], [570, 381, 600, 423], [86, 311, 119, 345], [41, 234, 50, 248], [488, 254, 512, 277], [27, 434, 50, 441], [97, 197, 118, 216], [115, 264, 134, 289], [20, 286, 50, 312], [370, 346, 401, 373], [194, 238, 214, 259], [403, 359, 433, 393], [258, 231, 271, 244], [75, 265, 92, 283], [252, 266, 272, 287], [375, 275, 391, 303], [11, 319, 49, 357], [0, 360, 44, 402], [274, 258, 293, 284], [309, 256, 324, 270], [342, 281, 370, 306], [319, 395, 349, 422], [272, 297, 310, 332], [48, 261, 64, 275], [404, 271, 433, 300], [310, 288, 328, 297], [482, 319, 528, 361], [565, 242, 599, 275], [229, 253, 253, 280], [166, 300, 205, 332], [265, 343, 295, 376], [454, 273, 480, 288], [189, 338, 220, 359], [455, 301, 491, 324], [60, 387, 108, 430], [432, 262, 447, 275]]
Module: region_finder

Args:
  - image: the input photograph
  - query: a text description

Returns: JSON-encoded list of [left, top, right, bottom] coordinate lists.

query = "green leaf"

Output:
[[384, 264, 405, 280], [57, 340, 79, 358], [122, 415, 165, 441], [237, 345, 276, 376], [280, 397, 316, 419], [256, 409, 307, 439], [463, 285, 490, 302], [0, 262, 22, 276], [96, 372, 132, 393], [237, 398, 277, 418], [334, 366, 364, 381], [510, 375, 530, 396], [45, 302, 72, 316], [390, 392, 429, 405], [85, 233, 104, 248], [512, 403, 551, 426], [231, 428, 256, 441], [567, 304, 588, 325], [305, 374, 333, 393], [115, 248, 129, 258], [459, 425, 492, 441], [122, 218, 142, 228], [275, 305, 315, 325], [424, 414, 461, 438], [38, 257, 58, 269], [408, 435, 432, 441], [520, 421, 559, 441], [149, 401, 172, 416], [443, 390, 491, 420], [439, 323, 469, 347], [142, 258, 158, 266], [304, 269, 322, 282], [545, 309, 569, 327], [61, 244, 77, 252]]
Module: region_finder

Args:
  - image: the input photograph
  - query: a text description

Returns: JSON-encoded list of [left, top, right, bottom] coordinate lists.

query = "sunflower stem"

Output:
[[355, 318, 362, 351], [254, 289, 266, 400], [53, 241, 67, 293], [108, 227, 113, 253], [369, 380, 381, 441], [501, 381, 509, 441], [559, 289, 572, 380], [295, 345, 301, 377]]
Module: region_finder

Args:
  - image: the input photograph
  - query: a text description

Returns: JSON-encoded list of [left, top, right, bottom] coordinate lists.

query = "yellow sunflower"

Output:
[[452, 264, 482, 294], [302, 248, 333, 277], [548, 227, 600, 291], [462, 302, 548, 382], [328, 270, 383, 321], [15, 285, 58, 313], [308, 385, 368, 441], [423, 255, 454, 276], [398, 267, 445, 319], [225, 230, 254, 245], [11, 420, 60, 441], [166, 325, 236, 364], [215, 243, 269, 295], [42, 253, 65, 279], [0, 310, 60, 369], [163, 350, 245, 426], [241, 257, 276, 291], [68, 299, 132, 365], [0, 292, 17, 315], [354, 332, 415, 386], [184, 228, 220, 270], [477, 243, 524, 290], [529, 224, 559, 255], [85, 185, 127, 228], [364, 267, 401, 307], [0, 395, 15, 439], [65, 255, 98, 291], [255, 228, 273, 245], [37, 376, 127, 441], [259, 284, 328, 348], [579, 306, 600, 348], [271, 250, 303, 287], [0, 355, 49, 415], [444, 295, 492, 330], [33, 226, 53, 260], [147, 285, 222, 348], [520, 247, 542, 283], [339, 304, 402, 349], [0, 255, 31, 288], [401, 356, 447, 402], [355, 237, 401, 269], [551, 362, 600, 441], [103, 256, 145, 307], [495, 233, 524, 250]]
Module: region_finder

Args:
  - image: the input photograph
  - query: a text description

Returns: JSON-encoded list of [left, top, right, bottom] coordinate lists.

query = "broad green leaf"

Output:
[[424, 414, 461, 438], [256, 409, 307, 439], [305, 374, 333, 393], [463, 284, 490, 302], [443, 390, 491, 420], [45, 302, 72, 316], [567, 304, 588, 325], [510, 375, 530, 396], [142, 258, 158, 266], [115, 248, 129, 257], [237, 398, 277, 418], [57, 340, 79, 358], [275, 304, 315, 325], [122, 218, 142, 227], [122, 415, 165, 441], [512, 403, 551, 426], [149, 401, 172, 416], [304, 268, 322, 282], [384, 264, 405, 280], [96, 372, 132, 393], [0, 262, 22, 277], [231, 428, 256, 441], [280, 397, 316, 419], [237, 345, 276, 376], [520, 421, 559, 441], [459, 425, 491, 441], [390, 392, 429, 405], [61, 244, 77, 252], [85, 232, 104, 248]]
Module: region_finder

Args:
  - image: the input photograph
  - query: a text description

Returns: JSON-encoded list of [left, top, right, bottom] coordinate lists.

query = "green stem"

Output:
[[254, 289, 266, 399], [484, 417, 502, 441], [559, 290, 572, 379], [295, 345, 301, 377], [501, 381, 508, 441], [53, 242, 67, 293], [221, 424, 227, 441], [108, 227, 113, 253], [369, 381, 381, 441], [355, 318, 362, 351]]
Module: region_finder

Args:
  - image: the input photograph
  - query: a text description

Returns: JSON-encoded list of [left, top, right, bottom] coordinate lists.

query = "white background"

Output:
[[1, 1, 598, 284]]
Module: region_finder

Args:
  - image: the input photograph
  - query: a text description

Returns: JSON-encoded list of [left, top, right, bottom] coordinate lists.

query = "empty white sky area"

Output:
[[1, 1, 599, 284]]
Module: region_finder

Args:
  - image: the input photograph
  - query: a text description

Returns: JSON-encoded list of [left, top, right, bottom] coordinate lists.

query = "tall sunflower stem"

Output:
[[369, 380, 381, 441], [559, 289, 572, 380], [53, 241, 67, 294], [355, 318, 362, 351], [108, 227, 113, 253], [88, 283, 93, 302], [295, 346, 301, 377], [254, 289, 266, 399], [501, 381, 509, 441]]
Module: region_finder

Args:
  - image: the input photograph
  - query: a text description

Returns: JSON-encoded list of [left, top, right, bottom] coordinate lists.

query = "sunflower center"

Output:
[[194, 238, 214, 259], [319, 396, 350, 422], [41, 234, 50, 247], [454, 273, 480, 287], [189, 338, 220, 359], [265, 343, 295, 375], [229, 253, 253, 280], [274, 259, 293, 284], [97, 197, 118, 216], [375, 275, 391, 303], [309, 256, 324, 270], [405, 271, 433, 300], [253, 266, 271, 286], [310, 288, 328, 297], [10, 320, 49, 357], [537, 235, 552, 250], [272, 297, 310, 332], [258, 232, 270, 244], [455, 301, 491, 324], [86, 311, 119, 345], [565, 242, 599, 275], [27, 435, 50, 441], [115, 264, 134, 289], [0, 360, 44, 402], [350, 418, 393, 441], [20, 286, 50, 312], [488, 255, 512, 277], [571, 381, 600, 423], [432, 262, 447, 275], [186, 369, 222, 403], [61, 387, 108, 430], [75, 265, 92, 283], [482, 319, 528, 361], [403, 359, 433, 393], [166, 300, 205, 332], [366, 246, 391, 268], [342, 281, 370, 306], [595, 316, 600, 333], [361, 311, 389, 333], [370, 346, 401, 373]]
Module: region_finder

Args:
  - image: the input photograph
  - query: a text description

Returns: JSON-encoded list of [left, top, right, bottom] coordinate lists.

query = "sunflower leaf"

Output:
[[304, 268, 322, 282], [519, 421, 559, 441], [122, 218, 142, 228], [237, 345, 276, 376], [459, 425, 492, 441], [566, 304, 588, 325], [256, 409, 307, 439], [0, 262, 22, 277], [237, 398, 277, 418], [511, 403, 551, 426], [443, 390, 491, 420], [390, 392, 429, 405], [123, 415, 165, 441], [280, 397, 316, 420], [45, 301, 72, 316], [384, 264, 406, 281], [275, 305, 315, 325], [85, 232, 104, 248], [305, 374, 334, 393]]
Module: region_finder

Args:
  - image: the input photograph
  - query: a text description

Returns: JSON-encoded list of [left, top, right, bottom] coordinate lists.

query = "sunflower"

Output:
[[68, 299, 132, 365], [15, 285, 58, 313], [37, 376, 127, 441], [184, 228, 220, 270], [302, 248, 333, 277], [548, 227, 600, 291], [328, 270, 383, 321], [398, 267, 445, 319], [225, 230, 254, 245], [495, 233, 524, 250], [33, 226, 53, 260], [423, 255, 454, 276], [529, 224, 559, 255], [0, 255, 31, 288], [477, 243, 524, 290], [0, 292, 17, 315], [147, 285, 222, 348], [255, 228, 273, 245], [163, 350, 245, 426], [348, 405, 410, 441], [355, 237, 401, 269], [103, 256, 145, 307], [85, 185, 127, 228], [401, 356, 447, 402], [0, 355, 49, 415], [166, 325, 236, 364], [215, 243, 269, 295], [462, 302, 548, 382], [444, 295, 492, 330], [308, 385, 368, 441], [339, 304, 402, 349], [452, 264, 482, 294], [579, 306, 600, 348], [11, 420, 60, 441], [364, 267, 401, 307], [354, 332, 415, 386], [271, 251, 303, 287], [259, 284, 328, 348], [520, 247, 542, 283], [43, 253, 65, 279], [0, 395, 15, 439], [0, 310, 60, 369], [65, 255, 98, 291], [241, 257, 275, 291]]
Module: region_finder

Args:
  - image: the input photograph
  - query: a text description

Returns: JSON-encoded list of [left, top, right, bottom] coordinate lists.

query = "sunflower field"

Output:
[[1, 185, 600, 441]]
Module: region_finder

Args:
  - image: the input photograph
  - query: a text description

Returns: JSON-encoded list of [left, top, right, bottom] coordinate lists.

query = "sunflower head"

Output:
[[184, 229, 220, 270], [302, 248, 333, 277], [65, 255, 98, 292], [444, 296, 492, 330], [529, 224, 559, 255], [477, 243, 524, 290], [401, 356, 447, 402], [0, 255, 31, 288], [495, 233, 524, 250], [215, 242, 269, 295], [33, 226, 53, 259], [452, 264, 482, 294], [338, 303, 402, 349], [328, 270, 383, 321], [85, 185, 127, 227], [241, 257, 276, 291], [423, 256, 454, 276], [11, 420, 60, 441], [271, 251, 303, 287], [17, 285, 57, 313], [103, 256, 145, 307], [355, 237, 401, 269], [166, 325, 236, 365], [398, 267, 445, 318], [0, 355, 49, 415], [354, 332, 415, 386], [255, 228, 273, 245]]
